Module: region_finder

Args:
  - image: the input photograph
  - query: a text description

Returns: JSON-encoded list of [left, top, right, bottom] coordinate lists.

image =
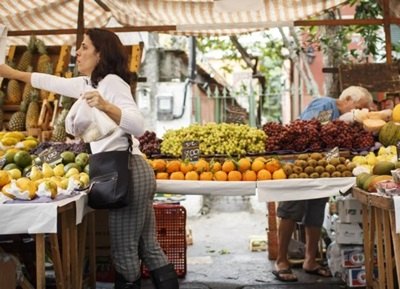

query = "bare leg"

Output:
[[273, 218, 297, 281], [302, 226, 331, 277], [302, 226, 321, 270]]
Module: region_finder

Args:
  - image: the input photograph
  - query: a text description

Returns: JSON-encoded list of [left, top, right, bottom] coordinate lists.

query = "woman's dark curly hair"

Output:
[[85, 28, 135, 87]]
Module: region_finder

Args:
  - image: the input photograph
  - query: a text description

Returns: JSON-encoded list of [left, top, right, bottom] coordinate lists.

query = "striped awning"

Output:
[[0, 0, 111, 45], [1, 0, 348, 45], [104, 0, 348, 36]]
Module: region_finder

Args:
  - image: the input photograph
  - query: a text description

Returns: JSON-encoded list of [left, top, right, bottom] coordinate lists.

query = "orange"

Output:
[[214, 170, 228, 181], [222, 160, 236, 173], [251, 159, 265, 172], [156, 172, 169, 180], [237, 158, 251, 172], [185, 171, 199, 180], [265, 158, 281, 173], [210, 161, 222, 172], [272, 168, 287, 180], [194, 159, 210, 173], [199, 171, 213, 181], [228, 170, 242, 181], [152, 159, 166, 172], [257, 169, 272, 180], [169, 171, 185, 180], [242, 170, 257, 181], [166, 160, 181, 174], [180, 161, 194, 174]]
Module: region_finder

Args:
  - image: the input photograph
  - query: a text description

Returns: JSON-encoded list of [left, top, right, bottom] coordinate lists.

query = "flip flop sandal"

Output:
[[304, 266, 332, 277], [272, 268, 298, 282]]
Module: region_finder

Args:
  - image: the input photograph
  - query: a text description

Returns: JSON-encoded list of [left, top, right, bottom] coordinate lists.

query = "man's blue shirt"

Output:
[[299, 97, 340, 121]]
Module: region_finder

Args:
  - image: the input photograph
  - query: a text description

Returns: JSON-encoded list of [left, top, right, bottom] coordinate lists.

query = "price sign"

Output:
[[182, 140, 200, 162], [317, 109, 333, 124], [38, 147, 63, 166], [325, 146, 340, 162]]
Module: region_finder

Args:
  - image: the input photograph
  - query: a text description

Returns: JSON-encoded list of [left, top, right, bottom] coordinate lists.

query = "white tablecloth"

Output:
[[156, 180, 256, 196], [256, 177, 356, 202], [156, 178, 356, 201], [0, 193, 88, 235]]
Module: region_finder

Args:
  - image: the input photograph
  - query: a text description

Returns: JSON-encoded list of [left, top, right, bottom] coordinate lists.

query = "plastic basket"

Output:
[[141, 204, 187, 278]]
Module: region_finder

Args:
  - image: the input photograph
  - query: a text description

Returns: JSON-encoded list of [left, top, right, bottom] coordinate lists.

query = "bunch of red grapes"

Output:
[[262, 119, 374, 152], [138, 130, 162, 157]]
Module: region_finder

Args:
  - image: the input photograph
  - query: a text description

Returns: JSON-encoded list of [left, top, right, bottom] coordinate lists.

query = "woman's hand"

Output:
[[83, 90, 107, 110], [83, 90, 122, 124], [0, 64, 31, 83]]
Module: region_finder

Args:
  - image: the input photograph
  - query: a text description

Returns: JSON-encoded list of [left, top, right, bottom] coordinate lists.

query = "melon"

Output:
[[378, 121, 400, 146], [363, 118, 386, 133]]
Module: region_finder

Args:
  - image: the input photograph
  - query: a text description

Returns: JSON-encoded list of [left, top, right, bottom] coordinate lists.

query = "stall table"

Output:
[[156, 178, 356, 260], [352, 187, 400, 289], [0, 193, 96, 289]]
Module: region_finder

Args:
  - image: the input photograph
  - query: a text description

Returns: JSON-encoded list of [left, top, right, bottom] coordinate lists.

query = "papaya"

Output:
[[372, 161, 395, 175], [356, 172, 371, 188], [367, 175, 393, 192], [362, 175, 377, 191]]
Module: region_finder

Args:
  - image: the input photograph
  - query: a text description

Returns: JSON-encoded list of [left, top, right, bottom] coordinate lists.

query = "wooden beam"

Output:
[[295, 18, 400, 27], [76, 0, 84, 50], [382, 0, 392, 63], [7, 25, 177, 36]]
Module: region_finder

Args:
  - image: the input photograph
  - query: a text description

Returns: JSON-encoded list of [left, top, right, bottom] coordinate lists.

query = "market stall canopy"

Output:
[[1, 0, 347, 45]]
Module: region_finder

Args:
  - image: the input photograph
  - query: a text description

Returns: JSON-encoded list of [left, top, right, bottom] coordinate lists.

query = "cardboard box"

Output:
[[340, 246, 365, 268], [334, 221, 363, 245], [337, 196, 363, 224], [342, 267, 366, 287]]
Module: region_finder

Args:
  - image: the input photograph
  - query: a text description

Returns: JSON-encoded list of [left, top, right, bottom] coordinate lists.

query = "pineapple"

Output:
[[16, 35, 36, 72], [51, 108, 69, 142], [25, 90, 40, 129], [6, 79, 22, 104], [8, 98, 30, 131], [36, 39, 52, 73]]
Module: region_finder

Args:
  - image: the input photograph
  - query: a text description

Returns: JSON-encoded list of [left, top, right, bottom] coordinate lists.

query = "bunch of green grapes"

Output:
[[160, 123, 267, 157]]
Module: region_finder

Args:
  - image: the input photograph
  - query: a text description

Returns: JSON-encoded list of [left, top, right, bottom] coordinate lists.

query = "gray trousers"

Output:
[[109, 154, 168, 281]]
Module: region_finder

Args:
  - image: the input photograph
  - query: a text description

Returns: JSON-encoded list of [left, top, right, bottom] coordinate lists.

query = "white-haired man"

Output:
[[272, 86, 373, 282]]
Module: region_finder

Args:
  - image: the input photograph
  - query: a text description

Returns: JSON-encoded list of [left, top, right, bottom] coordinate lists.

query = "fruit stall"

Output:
[[1, 35, 400, 289]]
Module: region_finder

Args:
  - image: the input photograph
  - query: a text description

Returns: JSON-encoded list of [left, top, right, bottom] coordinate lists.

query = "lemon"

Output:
[[0, 170, 11, 187], [7, 168, 22, 180], [53, 164, 65, 177], [65, 168, 80, 178], [16, 177, 37, 199], [29, 166, 43, 181], [42, 163, 54, 178], [79, 172, 90, 187]]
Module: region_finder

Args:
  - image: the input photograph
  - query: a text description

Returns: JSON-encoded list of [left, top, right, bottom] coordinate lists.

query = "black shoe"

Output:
[[150, 264, 179, 289], [115, 271, 141, 289]]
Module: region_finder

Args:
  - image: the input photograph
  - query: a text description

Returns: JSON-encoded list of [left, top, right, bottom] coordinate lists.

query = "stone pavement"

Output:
[[141, 195, 345, 289]]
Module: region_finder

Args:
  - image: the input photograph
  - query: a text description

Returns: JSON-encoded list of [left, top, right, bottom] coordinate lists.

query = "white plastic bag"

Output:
[[65, 97, 118, 142]]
